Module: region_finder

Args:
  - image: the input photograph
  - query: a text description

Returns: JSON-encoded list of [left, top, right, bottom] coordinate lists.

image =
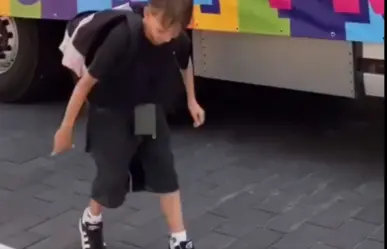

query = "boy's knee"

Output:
[[91, 175, 128, 209], [91, 189, 126, 209]]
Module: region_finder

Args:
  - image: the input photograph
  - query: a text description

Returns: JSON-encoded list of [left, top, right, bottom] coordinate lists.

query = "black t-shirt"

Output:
[[86, 18, 191, 112]]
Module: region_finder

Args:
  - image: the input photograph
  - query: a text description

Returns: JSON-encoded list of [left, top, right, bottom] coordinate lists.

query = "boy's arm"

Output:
[[176, 35, 205, 126], [60, 22, 129, 128], [175, 32, 196, 103], [181, 58, 196, 103], [60, 72, 97, 128]]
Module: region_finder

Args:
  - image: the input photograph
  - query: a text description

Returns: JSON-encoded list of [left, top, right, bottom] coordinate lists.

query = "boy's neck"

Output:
[[142, 19, 153, 43]]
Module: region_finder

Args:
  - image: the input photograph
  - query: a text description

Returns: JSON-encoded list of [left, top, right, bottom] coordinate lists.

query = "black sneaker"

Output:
[[78, 217, 106, 249], [171, 240, 195, 249]]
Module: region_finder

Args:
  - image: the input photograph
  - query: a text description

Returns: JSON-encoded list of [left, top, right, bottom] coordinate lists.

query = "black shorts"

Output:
[[86, 105, 179, 209]]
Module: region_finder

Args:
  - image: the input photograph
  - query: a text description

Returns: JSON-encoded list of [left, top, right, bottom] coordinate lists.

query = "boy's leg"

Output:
[[160, 191, 192, 248], [160, 191, 185, 233], [138, 106, 193, 249], [82, 107, 136, 249]]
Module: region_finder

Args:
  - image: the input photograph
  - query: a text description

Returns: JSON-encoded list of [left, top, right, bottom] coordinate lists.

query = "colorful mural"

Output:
[[0, 0, 384, 43]]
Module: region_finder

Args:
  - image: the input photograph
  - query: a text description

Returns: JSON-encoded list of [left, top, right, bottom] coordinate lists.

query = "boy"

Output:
[[52, 1, 205, 249]]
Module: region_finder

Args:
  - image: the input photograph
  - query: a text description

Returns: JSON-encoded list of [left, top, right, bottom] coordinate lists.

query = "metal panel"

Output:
[[362, 44, 384, 60], [193, 30, 356, 98], [364, 73, 384, 97]]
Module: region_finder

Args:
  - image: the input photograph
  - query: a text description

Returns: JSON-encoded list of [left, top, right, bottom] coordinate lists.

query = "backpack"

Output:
[[84, 11, 142, 69], [60, 5, 143, 79]]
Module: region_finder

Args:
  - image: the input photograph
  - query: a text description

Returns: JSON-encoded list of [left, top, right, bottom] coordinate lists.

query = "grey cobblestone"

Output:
[[323, 219, 379, 249], [309, 244, 337, 249], [355, 198, 385, 225], [186, 213, 226, 242], [228, 227, 282, 249], [0, 90, 384, 249], [2, 231, 45, 249], [266, 205, 314, 233], [369, 225, 384, 242], [272, 222, 332, 249], [356, 240, 384, 249], [195, 232, 236, 249], [214, 208, 273, 237], [29, 209, 79, 236], [26, 227, 79, 249], [308, 200, 363, 228]]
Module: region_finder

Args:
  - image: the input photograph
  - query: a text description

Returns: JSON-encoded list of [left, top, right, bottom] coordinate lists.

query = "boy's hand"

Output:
[[188, 99, 205, 128], [51, 125, 74, 156]]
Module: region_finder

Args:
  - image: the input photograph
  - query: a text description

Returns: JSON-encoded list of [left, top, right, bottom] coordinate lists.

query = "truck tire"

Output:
[[0, 17, 70, 102]]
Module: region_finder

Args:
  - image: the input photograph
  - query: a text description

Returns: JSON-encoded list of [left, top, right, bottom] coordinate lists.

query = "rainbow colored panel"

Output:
[[0, 0, 384, 43]]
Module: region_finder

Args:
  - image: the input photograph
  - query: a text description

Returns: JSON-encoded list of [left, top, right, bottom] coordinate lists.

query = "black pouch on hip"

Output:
[[134, 103, 157, 138]]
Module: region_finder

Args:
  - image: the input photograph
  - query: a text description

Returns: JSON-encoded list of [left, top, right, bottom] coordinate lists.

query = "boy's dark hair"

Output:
[[148, 0, 194, 28]]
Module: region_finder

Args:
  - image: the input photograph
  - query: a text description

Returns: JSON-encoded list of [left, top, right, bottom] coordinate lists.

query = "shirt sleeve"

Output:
[[87, 22, 130, 80], [174, 32, 191, 70]]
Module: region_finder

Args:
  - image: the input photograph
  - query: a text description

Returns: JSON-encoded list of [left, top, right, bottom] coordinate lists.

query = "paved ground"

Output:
[[0, 83, 384, 249]]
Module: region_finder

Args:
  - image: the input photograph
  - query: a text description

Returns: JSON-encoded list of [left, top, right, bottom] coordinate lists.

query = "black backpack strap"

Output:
[[66, 11, 97, 36], [124, 12, 143, 62]]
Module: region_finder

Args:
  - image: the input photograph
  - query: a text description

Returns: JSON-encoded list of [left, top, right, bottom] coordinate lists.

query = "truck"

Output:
[[0, 0, 384, 103]]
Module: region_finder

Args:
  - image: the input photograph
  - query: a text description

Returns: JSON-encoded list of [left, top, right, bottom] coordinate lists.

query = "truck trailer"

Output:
[[0, 0, 384, 102]]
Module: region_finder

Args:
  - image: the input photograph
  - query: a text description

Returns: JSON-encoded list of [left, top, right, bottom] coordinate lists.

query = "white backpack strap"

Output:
[[59, 13, 97, 78]]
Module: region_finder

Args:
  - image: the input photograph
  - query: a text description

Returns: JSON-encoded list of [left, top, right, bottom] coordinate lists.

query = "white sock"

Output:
[[82, 207, 102, 224], [170, 230, 187, 247]]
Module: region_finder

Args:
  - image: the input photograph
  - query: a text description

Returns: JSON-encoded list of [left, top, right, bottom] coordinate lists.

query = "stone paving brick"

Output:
[[26, 227, 79, 249], [338, 189, 379, 207], [273, 223, 332, 249], [280, 171, 332, 197], [356, 240, 385, 249], [109, 223, 164, 248], [369, 225, 384, 242], [201, 179, 251, 199], [124, 193, 159, 210], [255, 190, 305, 214], [214, 208, 273, 237], [248, 174, 299, 202], [355, 198, 385, 225], [266, 205, 314, 233], [35, 188, 89, 210], [0, 170, 52, 191], [195, 232, 236, 249], [0, 188, 11, 199], [123, 206, 163, 227], [1, 197, 69, 224], [0, 135, 52, 164], [209, 192, 265, 218], [200, 165, 269, 186], [2, 157, 56, 175], [103, 206, 138, 223], [181, 196, 219, 221], [42, 173, 91, 195], [186, 213, 226, 242], [299, 186, 343, 211], [323, 219, 379, 249], [144, 237, 171, 249], [180, 180, 218, 199], [2, 231, 45, 249], [29, 209, 79, 236], [0, 216, 44, 240], [227, 227, 283, 249], [103, 223, 140, 245], [66, 241, 141, 249], [308, 200, 363, 228], [356, 181, 385, 200], [309, 244, 338, 249], [10, 183, 52, 198]]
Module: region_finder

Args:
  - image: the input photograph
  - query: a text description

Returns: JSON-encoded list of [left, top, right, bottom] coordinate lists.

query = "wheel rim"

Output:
[[0, 17, 19, 75]]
